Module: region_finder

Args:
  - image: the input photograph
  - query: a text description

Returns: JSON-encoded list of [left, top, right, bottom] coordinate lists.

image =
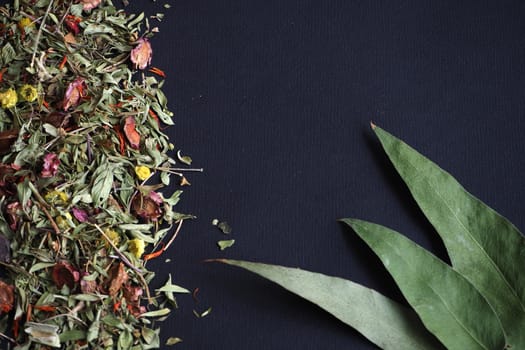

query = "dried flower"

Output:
[[123, 116, 141, 149], [0, 280, 14, 314], [18, 17, 33, 29], [132, 192, 163, 221], [45, 190, 69, 205], [62, 78, 85, 111], [18, 84, 38, 102], [105, 229, 121, 246], [81, 0, 102, 11], [72, 207, 88, 222], [41, 153, 60, 178], [56, 213, 73, 230], [135, 165, 151, 181], [130, 38, 152, 70], [128, 238, 145, 258], [0, 88, 18, 109], [52, 262, 80, 289], [64, 15, 81, 35]]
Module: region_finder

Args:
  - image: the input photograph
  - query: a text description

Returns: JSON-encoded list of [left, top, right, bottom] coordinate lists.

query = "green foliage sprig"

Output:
[[217, 124, 524, 350]]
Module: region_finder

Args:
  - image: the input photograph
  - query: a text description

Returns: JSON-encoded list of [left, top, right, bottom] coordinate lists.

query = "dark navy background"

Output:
[[137, 1, 525, 349]]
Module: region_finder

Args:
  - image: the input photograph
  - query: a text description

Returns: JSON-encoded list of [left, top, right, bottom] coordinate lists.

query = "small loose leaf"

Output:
[[217, 239, 235, 251], [215, 259, 444, 350], [140, 308, 171, 318], [343, 218, 506, 350], [166, 337, 182, 345], [373, 125, 525, 346]]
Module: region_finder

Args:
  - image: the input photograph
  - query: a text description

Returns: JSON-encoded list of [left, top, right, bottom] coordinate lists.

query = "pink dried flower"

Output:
[[6, 201, 20, 230], [72, 207, 89, 222], [41, 153, 60, 178], [130, 38, 152, 70], [63, 78, 86, 111], [81, 0, 101, 11]]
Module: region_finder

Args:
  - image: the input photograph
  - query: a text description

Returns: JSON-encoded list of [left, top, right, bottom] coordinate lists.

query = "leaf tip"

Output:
[[370, 121, 377, 130]]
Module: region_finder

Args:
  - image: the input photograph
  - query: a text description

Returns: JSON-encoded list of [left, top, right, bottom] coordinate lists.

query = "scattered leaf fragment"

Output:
[[166, 337, 183, 345], [217, 221, 232, 234], [177, 150, 192, 165], [217, 239, 235, 251]]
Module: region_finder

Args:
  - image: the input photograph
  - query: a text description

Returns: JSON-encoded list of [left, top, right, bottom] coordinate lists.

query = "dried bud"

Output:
[[130, 38, 152, 70], [62, 78, 85, 111], [132, 192, 162, 222], [72, 207, 89, 223]]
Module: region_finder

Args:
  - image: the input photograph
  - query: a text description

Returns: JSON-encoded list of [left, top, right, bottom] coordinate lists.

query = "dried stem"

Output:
[[30, 0, 54, 69]]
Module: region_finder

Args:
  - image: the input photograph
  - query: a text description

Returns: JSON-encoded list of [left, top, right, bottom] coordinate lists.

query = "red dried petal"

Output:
[[0, 280, 14, 314], [123, 117, 140, 149], [108, 262, 128, 297], [52, 262, 80, 289]]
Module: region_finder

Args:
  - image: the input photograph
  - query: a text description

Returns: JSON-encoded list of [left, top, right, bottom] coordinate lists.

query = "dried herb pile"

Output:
[[0, 0, 196, 348]]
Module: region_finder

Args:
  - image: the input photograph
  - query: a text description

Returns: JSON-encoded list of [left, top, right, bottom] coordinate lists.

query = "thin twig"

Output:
[[163, 219, 184, 251], [0, 331, 16, 344], [30, 0, 54, 69]]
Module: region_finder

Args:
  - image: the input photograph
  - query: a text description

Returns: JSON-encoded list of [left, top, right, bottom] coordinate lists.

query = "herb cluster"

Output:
[[0, 0, 195, 348]]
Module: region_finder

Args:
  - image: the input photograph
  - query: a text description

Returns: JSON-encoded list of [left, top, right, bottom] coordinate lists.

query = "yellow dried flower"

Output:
[[128, 238, 145, 258], [45, 190, 69, 204], [18, 17, 33, 29], [56, 213, 73, 230], [19, 85, 38, 102], [105, 229, 121, 246], [135, 165, 151, 181], [0, 89, 18, 109]]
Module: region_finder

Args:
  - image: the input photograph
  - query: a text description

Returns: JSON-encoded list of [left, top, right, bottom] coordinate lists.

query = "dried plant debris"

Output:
[[0, 0, 197, 348], [211, 218, 231, 234]]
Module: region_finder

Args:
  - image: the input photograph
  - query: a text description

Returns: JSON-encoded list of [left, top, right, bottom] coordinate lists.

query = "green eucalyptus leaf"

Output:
[[216, 259, 444, 350], [343, 218, 506, 350], [373, 125, 525, 346]]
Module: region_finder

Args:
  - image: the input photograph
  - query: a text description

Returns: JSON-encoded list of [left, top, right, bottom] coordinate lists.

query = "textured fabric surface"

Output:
[[138, 1, 525, 349]]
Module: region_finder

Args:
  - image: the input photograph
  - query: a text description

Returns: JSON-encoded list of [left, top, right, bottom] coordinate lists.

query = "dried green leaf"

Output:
[[217, 239, 235, 251], [343, 219, 506, 350], [166, 337, 182, 345], [216, 259, 444, 350], [373, 125, 525, 346]]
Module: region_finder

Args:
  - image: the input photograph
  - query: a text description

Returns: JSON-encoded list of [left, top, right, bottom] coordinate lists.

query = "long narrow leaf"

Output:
[[215, 259, 444, 350], [373, 124, 525, 346], [343, 218, 506, 350]]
